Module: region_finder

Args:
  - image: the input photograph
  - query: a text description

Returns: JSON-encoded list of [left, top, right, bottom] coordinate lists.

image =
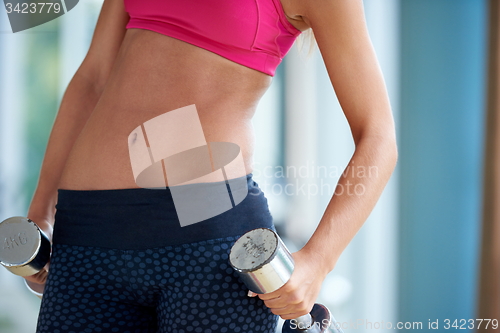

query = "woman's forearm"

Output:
[[27, 71, 104, 232], [302, 133, 398, 274]]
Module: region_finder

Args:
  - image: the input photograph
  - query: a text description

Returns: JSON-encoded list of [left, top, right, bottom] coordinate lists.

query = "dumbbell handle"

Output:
[[248, 262, 339, 332], [230, 228, 344, 332], [294, 314, 314, 329]]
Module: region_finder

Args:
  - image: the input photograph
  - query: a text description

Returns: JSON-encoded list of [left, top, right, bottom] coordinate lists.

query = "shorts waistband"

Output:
[[52, 173, 275, 250]]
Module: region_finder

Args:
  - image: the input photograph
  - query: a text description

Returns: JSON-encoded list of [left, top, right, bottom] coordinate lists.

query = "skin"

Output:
[[248, 0, 399, 320], [25, 0, 397, 322]]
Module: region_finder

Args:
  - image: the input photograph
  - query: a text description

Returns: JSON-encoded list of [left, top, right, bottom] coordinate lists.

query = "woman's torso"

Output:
[[58, 2, 307, 190]]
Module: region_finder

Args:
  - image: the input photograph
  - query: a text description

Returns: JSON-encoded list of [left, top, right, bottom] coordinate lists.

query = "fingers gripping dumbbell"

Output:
[[0, 216, 51, 298], [229, 228, 345, 333]]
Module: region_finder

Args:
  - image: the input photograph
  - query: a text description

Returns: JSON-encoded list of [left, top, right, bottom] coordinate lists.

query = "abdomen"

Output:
[[58, 28, 271, 190]]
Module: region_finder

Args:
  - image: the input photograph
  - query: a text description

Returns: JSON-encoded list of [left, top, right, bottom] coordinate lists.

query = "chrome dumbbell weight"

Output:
[[0, 216, 51, 298], [229, 228, 344, 333]]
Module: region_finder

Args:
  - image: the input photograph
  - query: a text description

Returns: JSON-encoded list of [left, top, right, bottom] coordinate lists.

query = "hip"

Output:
[[52, 173, 275, 250]]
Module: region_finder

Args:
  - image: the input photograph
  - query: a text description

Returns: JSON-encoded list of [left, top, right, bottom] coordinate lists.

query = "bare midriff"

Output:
[[58, 28, 273, 190]]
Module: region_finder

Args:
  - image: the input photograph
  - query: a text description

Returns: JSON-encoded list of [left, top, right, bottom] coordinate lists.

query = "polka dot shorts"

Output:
[[36, 236, 279, 333]]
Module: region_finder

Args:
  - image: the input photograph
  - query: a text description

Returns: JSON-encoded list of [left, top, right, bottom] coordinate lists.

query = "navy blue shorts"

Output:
[[36, 174, 279, 333]]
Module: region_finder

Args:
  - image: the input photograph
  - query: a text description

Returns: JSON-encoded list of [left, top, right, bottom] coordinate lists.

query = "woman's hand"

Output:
[[24, 266, 49, 285], [25, 278, 46, 299], [248, 247, 331, 320]]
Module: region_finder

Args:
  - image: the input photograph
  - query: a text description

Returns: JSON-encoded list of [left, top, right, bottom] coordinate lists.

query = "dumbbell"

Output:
[[229, 228, 345, 333], [0, 216, 51, 298]]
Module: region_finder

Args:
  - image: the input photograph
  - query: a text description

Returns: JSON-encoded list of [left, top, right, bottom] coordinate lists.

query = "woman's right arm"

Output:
[[25, 0, 130, 285]]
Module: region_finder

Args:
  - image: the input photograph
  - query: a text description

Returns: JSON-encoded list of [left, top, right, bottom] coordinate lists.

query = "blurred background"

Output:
[[0, 0, 494, 332]]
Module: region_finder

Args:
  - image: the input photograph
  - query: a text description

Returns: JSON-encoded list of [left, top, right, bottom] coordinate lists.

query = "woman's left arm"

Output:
[[253, 0, 398, 320]]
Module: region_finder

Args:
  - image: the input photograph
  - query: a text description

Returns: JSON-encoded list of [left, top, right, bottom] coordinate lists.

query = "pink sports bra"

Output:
[[123, 0, 302, 76]]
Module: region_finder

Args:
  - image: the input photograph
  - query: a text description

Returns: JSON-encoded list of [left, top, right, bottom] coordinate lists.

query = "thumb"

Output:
[[247, 290, 257, 297]]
